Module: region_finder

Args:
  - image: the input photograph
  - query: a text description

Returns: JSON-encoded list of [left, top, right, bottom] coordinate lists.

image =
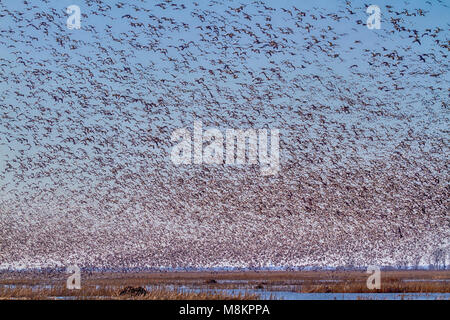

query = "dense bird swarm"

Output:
[[0, 0, 448, 270]]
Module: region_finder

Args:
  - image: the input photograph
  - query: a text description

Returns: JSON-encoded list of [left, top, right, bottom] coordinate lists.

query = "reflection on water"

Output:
[[153, 283, 450, 300], [180, 287, 450, 300]]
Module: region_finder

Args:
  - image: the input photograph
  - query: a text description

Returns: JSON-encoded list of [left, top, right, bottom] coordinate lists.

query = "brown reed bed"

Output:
[[0, 270, 448, 299], [2, 269, 448, 284], [0, 284, 258, 300], [299, 278, 449, 293]]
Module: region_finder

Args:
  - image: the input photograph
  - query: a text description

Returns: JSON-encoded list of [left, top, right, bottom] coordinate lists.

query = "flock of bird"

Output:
[[0, 0, 448, 270]]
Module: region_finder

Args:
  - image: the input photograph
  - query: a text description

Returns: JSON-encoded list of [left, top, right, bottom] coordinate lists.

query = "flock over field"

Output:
[[0, 0, 448, 270]]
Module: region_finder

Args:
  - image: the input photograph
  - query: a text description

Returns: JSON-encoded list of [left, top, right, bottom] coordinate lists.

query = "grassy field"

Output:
[[0, 285, 257, 300], [0, 270, 448, 299]]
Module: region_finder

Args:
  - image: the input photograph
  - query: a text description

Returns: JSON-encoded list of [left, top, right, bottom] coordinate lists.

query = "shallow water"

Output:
[[185, 288, 450, 300], [2, 283, 449, 300]]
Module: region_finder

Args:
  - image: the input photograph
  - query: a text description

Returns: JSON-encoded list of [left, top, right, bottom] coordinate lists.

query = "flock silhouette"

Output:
[[0, 0, 448, 270]]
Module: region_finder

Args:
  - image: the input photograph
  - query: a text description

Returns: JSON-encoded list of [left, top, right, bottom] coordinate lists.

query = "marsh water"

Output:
[[162, 283, 450, 300], [2, 279, 449, 300], [184, 288, 450, 300]]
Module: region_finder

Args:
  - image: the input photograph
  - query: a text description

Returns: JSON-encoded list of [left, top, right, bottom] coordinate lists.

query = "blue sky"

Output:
[[0, 1, 448, 190]]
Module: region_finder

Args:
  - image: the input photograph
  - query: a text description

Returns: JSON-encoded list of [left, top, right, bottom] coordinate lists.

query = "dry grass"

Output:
[[0, 285, 258, 300], [0, 270, 448, 299]]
